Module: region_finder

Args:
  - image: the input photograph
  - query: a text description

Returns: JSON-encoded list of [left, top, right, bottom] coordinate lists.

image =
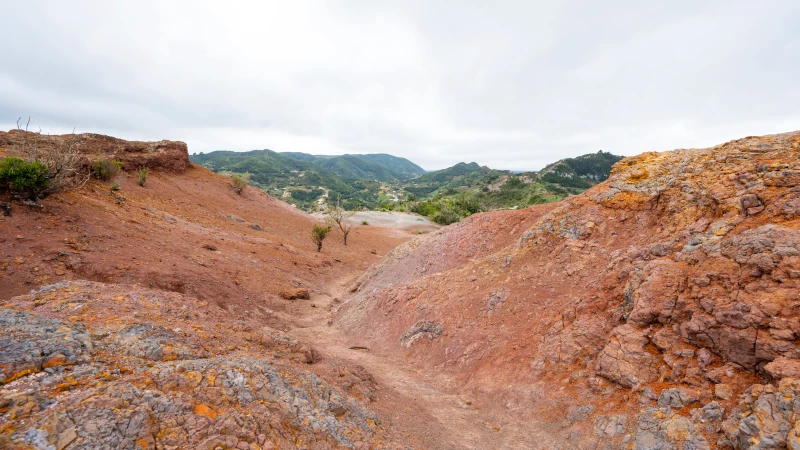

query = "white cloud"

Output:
[[1, 0, 798, 170]]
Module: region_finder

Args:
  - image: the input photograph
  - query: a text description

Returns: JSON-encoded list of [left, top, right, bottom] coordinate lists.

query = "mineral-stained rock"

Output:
[[0, 284, 393, 449], [657, 388, 683, 409], [634, 407, 710, 450], [0, 310, 93, 384], [714, 383, 733, 400], [764, 356, 800, 379], [595, 324, 659, 388], [721, 378, 800, 449]]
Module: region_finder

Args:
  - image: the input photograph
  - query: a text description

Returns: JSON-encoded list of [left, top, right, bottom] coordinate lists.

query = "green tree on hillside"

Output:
[[311, 224, 332, 252]]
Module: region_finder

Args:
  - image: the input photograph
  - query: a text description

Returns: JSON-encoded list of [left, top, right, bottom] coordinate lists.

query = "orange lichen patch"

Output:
[[135, 437, 155, 449], [55, 376, 78, 392], [193, 403, 217, 419], [599, 190, 651, 210], [627, 167, 650, 182], [2, 368, 34, 384], [161, 347, 178, 361], [42, 353, 67, 369], [184, 371, 203, 389]]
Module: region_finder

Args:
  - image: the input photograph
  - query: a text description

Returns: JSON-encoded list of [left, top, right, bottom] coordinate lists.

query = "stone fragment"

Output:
[[280, 288, 310, 300], [765, 357, 800, 380], [657, 388, 683, 409], [714, 383, 733, 400], [595, 325, 659, 388]]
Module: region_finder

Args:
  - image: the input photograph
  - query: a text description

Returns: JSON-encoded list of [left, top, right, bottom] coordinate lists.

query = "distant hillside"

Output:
[[414, 162, 484, 183], [279, 152, 425, 179], [355, 154, 426, 177], [403, 162, 492, 197], [192, 150, 428, 210], [538, 150, 624, 189], [190, 149, 346, 190], [389, 151, 624, 225], [190, 149, 377, 209], [191, 148, 623, 216], [316, 155, 404, 183], [279, 152, 333, 163]]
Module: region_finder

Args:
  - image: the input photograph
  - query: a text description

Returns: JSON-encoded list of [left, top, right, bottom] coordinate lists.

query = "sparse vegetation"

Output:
[[327, 196, 355, 245], [311, 224, 332, 252], [0, 157, 50, 199], [231, 174, 247, 194], [137, 168, 148, 187], [361, 220, 368, 225], [92, 159, 123, 180], [6, 118, 89, 196]]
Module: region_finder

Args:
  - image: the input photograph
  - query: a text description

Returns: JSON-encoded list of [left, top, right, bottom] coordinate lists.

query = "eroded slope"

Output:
[[338, 131, 800, 448]]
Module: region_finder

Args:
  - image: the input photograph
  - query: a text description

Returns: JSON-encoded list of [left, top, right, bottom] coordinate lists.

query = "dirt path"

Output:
[[286, 275, 503, 450]]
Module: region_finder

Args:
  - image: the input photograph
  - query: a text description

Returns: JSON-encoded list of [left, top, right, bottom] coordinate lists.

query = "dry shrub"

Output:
[[10, 118, 89, 195], [92, 159, 123, 180]]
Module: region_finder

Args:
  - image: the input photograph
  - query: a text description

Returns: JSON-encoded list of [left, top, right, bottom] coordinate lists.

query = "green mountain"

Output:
[[315, 155, 404, 183], [190, 149, 378, 209], [279, 152, 425, 179], [279, 152, 333, 163], [414, 162, 483, 183], [402, 162, 496, 197], [354, 154, 426, 177]]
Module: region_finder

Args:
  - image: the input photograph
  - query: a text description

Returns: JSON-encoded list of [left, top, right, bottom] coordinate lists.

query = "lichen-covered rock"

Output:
[[721, 378, 800, 449], [0, 310, 93, 384], [0, 283, 394, 449]]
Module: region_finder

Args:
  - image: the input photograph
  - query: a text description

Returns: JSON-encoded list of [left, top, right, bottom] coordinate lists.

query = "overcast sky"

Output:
[[1, 1, 798, 171]]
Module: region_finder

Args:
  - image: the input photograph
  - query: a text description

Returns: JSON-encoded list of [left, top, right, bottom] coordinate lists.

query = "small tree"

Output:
[[137, 168, 148, 186], [326, 196, 355, 245], [231, 174, 247, 194], [311, 224, 332, 252]]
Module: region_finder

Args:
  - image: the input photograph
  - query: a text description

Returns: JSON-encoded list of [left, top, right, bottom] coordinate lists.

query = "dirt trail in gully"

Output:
[[286, 272, 549, 450]]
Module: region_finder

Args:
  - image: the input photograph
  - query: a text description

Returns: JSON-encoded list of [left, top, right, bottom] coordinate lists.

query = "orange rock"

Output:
[[193, 403, 217, 419], [42, 353, 67, 369]]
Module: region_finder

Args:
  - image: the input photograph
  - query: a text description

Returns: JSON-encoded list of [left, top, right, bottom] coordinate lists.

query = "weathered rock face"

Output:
[[0, 129, 190, 171], [0, 282, 395, 449], [338, 131, 800, 446]]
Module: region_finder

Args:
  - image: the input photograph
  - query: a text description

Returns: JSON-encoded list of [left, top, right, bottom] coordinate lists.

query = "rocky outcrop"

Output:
[[0, 282, 396, 449], [0, 129, 190, 171], [338, 130, 800, 447]]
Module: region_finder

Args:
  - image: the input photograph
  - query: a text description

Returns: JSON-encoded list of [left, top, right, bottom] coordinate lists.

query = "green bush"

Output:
[[0, 157, 50, 199], [311, 224, 332, 252], [231, 174, 247, 194], [137, 168, 148, 187], [431, 207, 461, 225], [92, 159, 123, 180]]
